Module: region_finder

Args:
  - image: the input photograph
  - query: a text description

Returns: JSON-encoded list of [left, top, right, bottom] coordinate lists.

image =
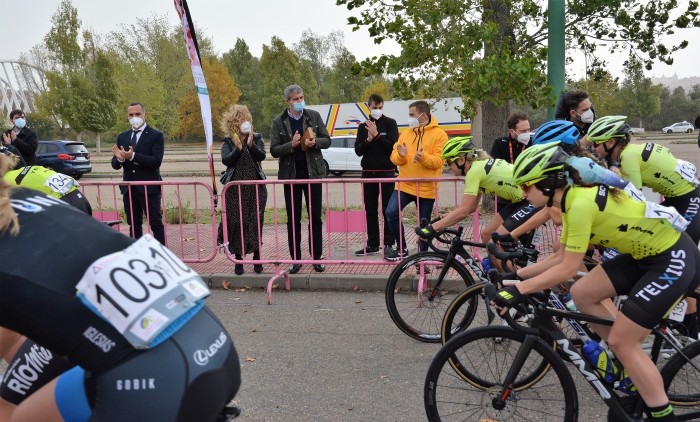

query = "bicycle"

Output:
[[385, 224, 538, 343], [424, 280, 700, 421]]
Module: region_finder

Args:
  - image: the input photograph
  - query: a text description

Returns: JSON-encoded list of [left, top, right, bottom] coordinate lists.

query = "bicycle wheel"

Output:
[[386, 252, 475, 342], [661, 338, 700, 413], [424, 326, 578, 421], [441, 282, 487, 345]]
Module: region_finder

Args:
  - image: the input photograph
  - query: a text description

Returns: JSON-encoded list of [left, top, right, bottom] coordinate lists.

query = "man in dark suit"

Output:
[[111, 102, 165, 244], [2, 109, 38, 165]]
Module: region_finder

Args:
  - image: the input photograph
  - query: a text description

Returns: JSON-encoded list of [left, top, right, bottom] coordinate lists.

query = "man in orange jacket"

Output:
[[384, 100, 448, 261]]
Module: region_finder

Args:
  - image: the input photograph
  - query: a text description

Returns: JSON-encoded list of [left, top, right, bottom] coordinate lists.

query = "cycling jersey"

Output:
[[5, 166, 81, 199], [560, 185, 680, 259], [0, 187, 240, 419], [619, 143, 697, 198], [463, 158, 523, 203]]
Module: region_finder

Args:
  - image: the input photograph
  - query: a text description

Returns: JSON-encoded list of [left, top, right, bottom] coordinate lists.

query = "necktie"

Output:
[[130, 130, 140, 148]]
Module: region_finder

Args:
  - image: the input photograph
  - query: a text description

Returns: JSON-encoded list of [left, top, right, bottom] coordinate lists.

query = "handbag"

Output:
[[220, 166, 234, 184]]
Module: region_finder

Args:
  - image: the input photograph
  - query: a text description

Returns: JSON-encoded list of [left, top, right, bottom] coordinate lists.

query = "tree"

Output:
[[324, 48, 366, 104], [618, 58, 662, 128], [337, 0, 700, 150], [293, 29, 345, 101], [222, 39, 263, 131], [361, 77, 391, 103], [259, 37, 302, 127], [175, 58, 241, 140]]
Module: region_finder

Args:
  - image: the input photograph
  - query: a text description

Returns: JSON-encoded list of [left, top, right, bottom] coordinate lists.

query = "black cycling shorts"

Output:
[[61, 190, 93, 216], [498, 200, 542, 245], [0, 339, 75, 405], [602, 233, 700, 329], [662, 186, 700, 244], [56, 307, 241, 422]]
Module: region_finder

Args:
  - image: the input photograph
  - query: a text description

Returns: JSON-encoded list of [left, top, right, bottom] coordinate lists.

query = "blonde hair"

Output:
[[0, 154, 19, 236], [220, 104, 253, 139], [465, 150, 492, 162]]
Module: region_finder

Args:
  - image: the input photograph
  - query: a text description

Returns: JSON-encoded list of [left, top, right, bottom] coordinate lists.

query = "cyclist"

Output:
[[416, 136, 540, 246], [0, 153, 241, 421], [491, 143, 699, 422], [4, 165, 92, 215], [588, 115, 700, 339]]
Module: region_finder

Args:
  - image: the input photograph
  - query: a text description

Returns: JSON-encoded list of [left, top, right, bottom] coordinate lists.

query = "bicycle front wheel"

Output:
[[386, 252, 475, 342], [424, 326, 578, 421], [661, 338, 700, 415]]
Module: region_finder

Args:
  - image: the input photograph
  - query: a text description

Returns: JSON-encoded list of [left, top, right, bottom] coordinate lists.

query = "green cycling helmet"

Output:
[[587, 115, 630, 144], [442, 136, 477, 160], [512, 142, 570, 187]]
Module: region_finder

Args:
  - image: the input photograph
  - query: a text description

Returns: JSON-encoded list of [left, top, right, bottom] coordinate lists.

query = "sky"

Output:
[[1, 0, 700, 81]]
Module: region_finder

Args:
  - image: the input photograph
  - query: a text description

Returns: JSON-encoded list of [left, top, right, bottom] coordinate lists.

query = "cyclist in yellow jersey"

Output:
[[416, 137, 541, 245], [4, 165, 92, 215], [491, 143, 699, 422]]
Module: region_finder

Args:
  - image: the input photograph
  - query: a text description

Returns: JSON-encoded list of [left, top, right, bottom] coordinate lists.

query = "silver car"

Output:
[[322, 135, 361, 176], [661, 121, 694, 134]]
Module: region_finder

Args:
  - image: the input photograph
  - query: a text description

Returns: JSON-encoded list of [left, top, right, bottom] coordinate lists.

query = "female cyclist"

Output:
[[0, 153, 241, 421], [588, 115, 700, 338], [416, 136, 540, 245], [491, 143, 700, 422]]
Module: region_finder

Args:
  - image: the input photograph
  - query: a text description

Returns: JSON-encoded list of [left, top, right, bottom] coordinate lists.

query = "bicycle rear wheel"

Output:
[[424, 326, 578, 421], [386, 252, 474, 342], [661, 338, 700, 416]]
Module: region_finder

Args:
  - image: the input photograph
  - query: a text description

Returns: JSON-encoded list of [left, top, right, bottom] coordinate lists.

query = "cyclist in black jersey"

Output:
[[0, 154, 241, 421], [491, 143, 700, 422]]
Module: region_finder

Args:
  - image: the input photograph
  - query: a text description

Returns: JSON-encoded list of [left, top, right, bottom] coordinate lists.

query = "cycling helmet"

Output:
[[512, 142, 570, 187], [532, 120, 581, 145], [441, 136, 477, 160], [587, 116, 630, 144]]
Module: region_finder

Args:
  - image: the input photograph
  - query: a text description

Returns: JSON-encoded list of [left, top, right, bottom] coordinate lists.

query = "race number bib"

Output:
[[674, 159, 699, 187], [668, 300, 687, 323], [44, 173, 77, 196], [76, 235, 210, 349], [645, 201, 689, 232]]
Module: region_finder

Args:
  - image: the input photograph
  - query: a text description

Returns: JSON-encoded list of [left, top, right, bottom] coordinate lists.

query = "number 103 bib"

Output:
[[76, 235, 210, 349]]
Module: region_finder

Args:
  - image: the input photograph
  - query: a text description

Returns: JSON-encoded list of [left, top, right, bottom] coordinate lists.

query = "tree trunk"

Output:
[[480, 101, 510, 154], [76, 132, 82, 143], [96, 132, 101, 154]]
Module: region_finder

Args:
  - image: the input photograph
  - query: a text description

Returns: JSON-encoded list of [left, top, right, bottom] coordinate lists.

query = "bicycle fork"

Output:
[[490, 334, 538, 409], [417, 253, 456, 307]]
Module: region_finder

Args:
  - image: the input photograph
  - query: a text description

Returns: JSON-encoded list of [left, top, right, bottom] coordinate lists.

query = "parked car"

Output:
[[628, 127, 645, 135], [36, 140, 92, 179], [322, 135, 362, 176], [661, 121, 694, 134]]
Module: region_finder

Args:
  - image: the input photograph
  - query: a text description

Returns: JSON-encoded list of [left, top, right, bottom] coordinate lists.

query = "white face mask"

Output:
[[240, 121, 252, 134], [370, 109, 383, 120], [129, 117, 144, 129], [578, 109, 594, 124], [407, 117, 419, 128], [516, 132, 530, 145]]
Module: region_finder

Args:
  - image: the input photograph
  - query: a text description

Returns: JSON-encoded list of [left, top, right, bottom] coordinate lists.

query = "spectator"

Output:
[[2, 109, 38, 165], [270, 85, 330, 274], [555, 91, 596, 136], [489, 111, 531, 210], [384, 100, 448, 261], [111, 102, 165, 244], [218, 104, 267, 275], [354, 94, 399, 257]]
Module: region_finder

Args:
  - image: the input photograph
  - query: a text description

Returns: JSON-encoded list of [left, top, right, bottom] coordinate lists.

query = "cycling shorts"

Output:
[[498, 200, 542, 245], [662, 186, 700, 244], [602, 233, 700, 329], [0, 339, 75, 405], [55, 307, 241, 422], [61, 190, 93, 216]]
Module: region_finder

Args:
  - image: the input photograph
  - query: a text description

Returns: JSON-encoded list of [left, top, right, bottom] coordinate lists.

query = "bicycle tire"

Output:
[[386, 252, 475, 343], [661, 338, 700, 410], [424, 326, 578, 421]]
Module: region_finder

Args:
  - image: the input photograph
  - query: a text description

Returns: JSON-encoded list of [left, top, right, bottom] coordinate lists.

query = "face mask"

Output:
[[240, 122, 252, 134], [129, 117, 144, 129], [516, 132, 530, 145], [14, 118, 26, 129], [578, 109, 594, 124], [370, 109, 383, 120], [292, 101, 305, 112], [407, 117, 419, 128]]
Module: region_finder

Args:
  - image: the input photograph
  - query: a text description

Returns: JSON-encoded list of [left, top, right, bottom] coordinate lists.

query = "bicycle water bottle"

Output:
[[561, 293, 577, 311], [582, 340, 619, 384], [482, 258, 492, 272], [616, 368, 637, 395]]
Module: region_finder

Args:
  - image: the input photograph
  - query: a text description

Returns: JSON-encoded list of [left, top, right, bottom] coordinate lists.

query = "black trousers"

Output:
[[284, 182, 323, 260], [362, 171, 395, 248], [124, 188, 165, 244]]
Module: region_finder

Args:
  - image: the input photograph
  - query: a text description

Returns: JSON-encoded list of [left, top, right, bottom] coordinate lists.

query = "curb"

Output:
[[203, 272, 387, 291]]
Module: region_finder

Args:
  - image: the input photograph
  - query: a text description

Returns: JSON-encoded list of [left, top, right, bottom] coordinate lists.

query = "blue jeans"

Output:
[[385, 190, 435, 252]]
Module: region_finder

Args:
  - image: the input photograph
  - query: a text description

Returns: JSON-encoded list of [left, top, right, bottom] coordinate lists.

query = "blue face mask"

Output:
[[14, 118, 26, 129], [292, 101, 305, 112]]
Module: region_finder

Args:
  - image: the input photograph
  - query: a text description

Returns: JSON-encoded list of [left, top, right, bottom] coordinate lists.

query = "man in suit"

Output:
[[2, 109, 38, 165], [111, 102, 165, 244]]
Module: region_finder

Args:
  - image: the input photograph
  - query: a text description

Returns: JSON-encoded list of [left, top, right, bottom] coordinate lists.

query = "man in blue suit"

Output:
[[111, 102, 165, 244]]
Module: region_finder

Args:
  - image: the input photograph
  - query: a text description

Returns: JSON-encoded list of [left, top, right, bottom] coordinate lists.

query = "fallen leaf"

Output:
[[234, 288, 247, 292], [183, 237, 195, 241], [221, 280, 230, 290], [355, 300, 363, 304], [244, 357, 256, 362], [272, 284, 279, 289], [353, 285, 359, 292], [380, 375, 388, 379]]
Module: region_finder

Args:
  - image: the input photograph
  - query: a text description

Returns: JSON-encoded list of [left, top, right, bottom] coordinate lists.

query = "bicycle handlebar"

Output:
[[486, 242, 525, 260]]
